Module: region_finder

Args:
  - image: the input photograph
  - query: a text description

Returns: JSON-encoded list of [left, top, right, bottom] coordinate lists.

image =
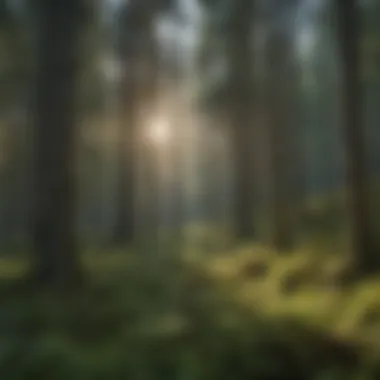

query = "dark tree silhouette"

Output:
[[199, 0, 256, 241], [31, 0, 85, 287], [113, 2, 142, 246], [263, 0, 299, 251], [114, 0, 175, 247], [227, 0, 256, 241], [336, 0, 377, 272]]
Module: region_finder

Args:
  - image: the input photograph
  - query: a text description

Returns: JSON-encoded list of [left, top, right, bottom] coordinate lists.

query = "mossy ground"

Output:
[[0, 238, 380, 379]]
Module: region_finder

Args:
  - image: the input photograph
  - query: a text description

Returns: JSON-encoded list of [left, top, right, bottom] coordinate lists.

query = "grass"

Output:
[[3, 242, 380, 345], [0, 241, 380, 378], [197, 245, 374, 330], [1, 183, 380, 379]]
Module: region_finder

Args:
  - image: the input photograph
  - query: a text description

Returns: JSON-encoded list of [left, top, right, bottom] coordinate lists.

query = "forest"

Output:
[[0, 0, 380, 378]]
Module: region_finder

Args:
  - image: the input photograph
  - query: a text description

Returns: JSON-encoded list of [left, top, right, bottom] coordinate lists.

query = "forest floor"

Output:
[[1, 241, 380, 378]]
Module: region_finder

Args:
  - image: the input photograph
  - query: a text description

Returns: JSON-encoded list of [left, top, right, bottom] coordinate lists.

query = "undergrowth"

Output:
[[0, 250, 379, 379]]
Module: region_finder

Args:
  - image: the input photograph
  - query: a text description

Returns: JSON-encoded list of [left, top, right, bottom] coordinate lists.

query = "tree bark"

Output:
[[112, 70, 137, 246], [337, 0, 377, 272], [227, 0, 256, 242], [230, 108, 255, 241], [31, 1, 84, 288], [113, 2, 158, 247], [265, 14, 296, 252]]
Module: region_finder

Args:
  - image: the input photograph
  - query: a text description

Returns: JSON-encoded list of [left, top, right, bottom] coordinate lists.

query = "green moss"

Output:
[[0, 245, 378, 378]]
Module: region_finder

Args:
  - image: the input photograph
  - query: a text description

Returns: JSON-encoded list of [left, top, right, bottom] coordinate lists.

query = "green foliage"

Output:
[[196, 0, 255, 114], [0, 252, 377, 379]]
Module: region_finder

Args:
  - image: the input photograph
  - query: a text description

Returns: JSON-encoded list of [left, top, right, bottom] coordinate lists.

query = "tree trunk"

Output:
[[113, 3, 158, 248], [227, 0, 255, 242], [337, 0, 377, 272], [266, 17, 296, 252], [230, 109, 255, 241], [31, 1, 84, 288], [112, 71, 137, 246]]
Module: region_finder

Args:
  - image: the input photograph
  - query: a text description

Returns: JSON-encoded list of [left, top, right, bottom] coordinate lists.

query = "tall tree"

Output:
[[227, 0, 256, 241], [113, 1, 139, 245], [114, 0, 175, 247], [199, 0, 256, 242], [31, 0, 85, 287], [264, 0, 299, 251], [336, 0, 377, 272]]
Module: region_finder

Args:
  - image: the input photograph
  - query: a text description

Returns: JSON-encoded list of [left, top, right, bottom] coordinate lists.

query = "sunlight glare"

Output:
[[147, 118, 171, 146]]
